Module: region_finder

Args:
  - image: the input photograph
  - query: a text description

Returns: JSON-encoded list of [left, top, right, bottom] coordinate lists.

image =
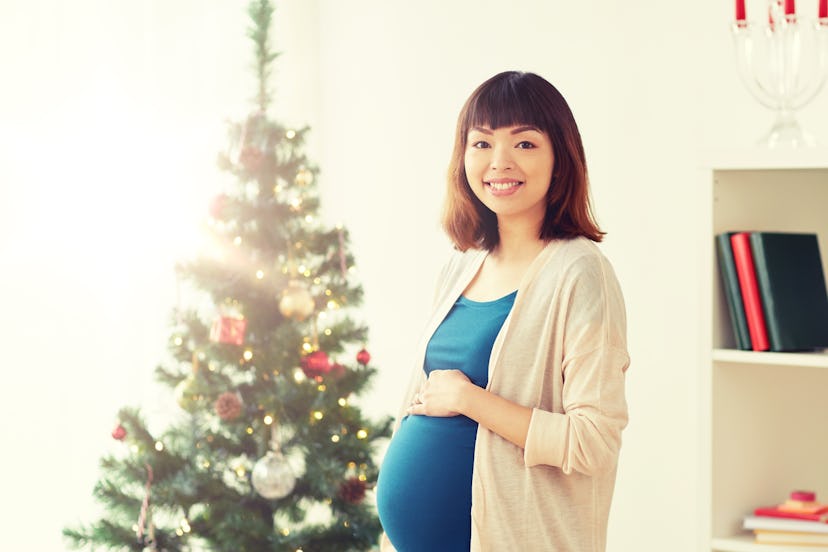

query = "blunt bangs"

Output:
[[461, 73, 550, 138]]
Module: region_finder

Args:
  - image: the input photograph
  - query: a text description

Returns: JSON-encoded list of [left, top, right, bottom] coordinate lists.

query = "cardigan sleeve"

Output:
[[523, 252, 630, 475]]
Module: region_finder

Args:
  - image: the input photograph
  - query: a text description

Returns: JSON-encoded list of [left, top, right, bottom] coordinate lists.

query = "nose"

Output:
[[489, 144, 514, 170]]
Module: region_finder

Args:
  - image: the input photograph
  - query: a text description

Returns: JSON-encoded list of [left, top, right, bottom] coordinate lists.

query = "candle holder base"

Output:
[[759, 110, 818, 148]]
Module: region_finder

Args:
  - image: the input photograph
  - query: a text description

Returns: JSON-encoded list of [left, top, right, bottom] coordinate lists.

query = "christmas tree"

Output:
[[63, 2, 391, 550]]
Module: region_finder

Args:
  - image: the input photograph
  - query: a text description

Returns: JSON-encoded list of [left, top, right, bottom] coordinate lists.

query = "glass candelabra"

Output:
[[732, 1, 828, 148]]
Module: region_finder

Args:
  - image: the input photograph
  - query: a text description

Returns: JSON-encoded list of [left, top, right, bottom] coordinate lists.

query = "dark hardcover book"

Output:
[[749, 232, 828, 352], [716, 233, 752, 350]]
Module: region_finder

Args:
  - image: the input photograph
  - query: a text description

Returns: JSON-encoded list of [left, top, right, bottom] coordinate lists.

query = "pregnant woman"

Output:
[[375, 71, 630, 552]]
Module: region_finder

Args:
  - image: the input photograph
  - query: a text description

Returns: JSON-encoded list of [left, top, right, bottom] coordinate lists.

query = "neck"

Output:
[[493, 217, 546, 262]]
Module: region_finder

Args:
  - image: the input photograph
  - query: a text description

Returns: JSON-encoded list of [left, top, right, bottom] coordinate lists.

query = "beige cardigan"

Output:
[[380, 237, 629, 551]]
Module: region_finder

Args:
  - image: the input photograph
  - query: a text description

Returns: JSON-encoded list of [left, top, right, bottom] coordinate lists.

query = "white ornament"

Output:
[[251, 450, 296, 500]]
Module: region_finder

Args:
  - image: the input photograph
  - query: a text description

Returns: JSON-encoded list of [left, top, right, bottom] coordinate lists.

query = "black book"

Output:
[[715, 233, 752, 350], [749, 232, 828, 352]]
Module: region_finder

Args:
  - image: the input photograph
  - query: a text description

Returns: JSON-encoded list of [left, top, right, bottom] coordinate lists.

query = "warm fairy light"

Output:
[[281, 528, 290, 536], [318, 311, 327, 320], [324, 289, 332, 296], [347, 461, 357, 469], [358, 474, 367, 482], [303, 269, 311, 277], [304, 215, 313, 223], [256, 269, 264, 279], [324, 328, 332, 336], [289, 197, 302, 210], [343, 521, 350, 528], [356, 429, 368, 439], [273, 184, 283, 194], [263, 415, 274, 425], [235, 465, 246, 477], [331, 435, 340, 443], [302, 342, 313, 353], [293, 369, 306, 383], [234, 236, 242, 246], [298, 264, 307, 274], [180, 519, 191, 533], [176, 528, 184, 536], [327, 300, 339, 310], [313, 277, 321, 284], [312, 411, 324, 421], [286, 129, 296, 139], [348, 266, 357, 274], [154, 441, 164, 451], [202, 460, 210, 469], [173, 336, 183, 346], [243, 350, 253, 361], [317, 384, 326, 391], [338, 398, 348, 407], [131, 445, 139, 453], [246, 427, 254, 434]]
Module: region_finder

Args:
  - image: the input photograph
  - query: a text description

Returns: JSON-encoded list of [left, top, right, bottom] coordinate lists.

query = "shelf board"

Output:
[[699, 147, 828, 170], [713, 534, 828, 551], [713, 348, 828, 368]]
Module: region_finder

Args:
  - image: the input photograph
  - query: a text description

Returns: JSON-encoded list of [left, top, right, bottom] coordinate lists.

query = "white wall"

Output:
[[2, 1, 827, 550]]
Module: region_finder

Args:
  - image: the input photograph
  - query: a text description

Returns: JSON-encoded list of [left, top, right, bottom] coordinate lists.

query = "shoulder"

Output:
[[539, 237, 617, 282], [438, 247, 487, 284]]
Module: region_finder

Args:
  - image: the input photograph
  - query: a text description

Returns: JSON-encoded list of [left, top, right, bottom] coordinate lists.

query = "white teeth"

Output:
[[487, 181, 521, 191]]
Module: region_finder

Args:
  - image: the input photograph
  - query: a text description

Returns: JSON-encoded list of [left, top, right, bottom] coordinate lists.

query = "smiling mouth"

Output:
[[485, 180, 523, 191]]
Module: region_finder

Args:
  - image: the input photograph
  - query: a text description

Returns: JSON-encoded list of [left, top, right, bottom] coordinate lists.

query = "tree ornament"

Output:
[[301, 350, 331, 378], [251, 449, 296, 500], [214, 391, 243, 421], [294, 167, 314, 187], [210, 315, 247, 345], [175, 373, 208, 412], [338, 477, 367, 504], [279, 279, 315, 321], [209, 193, 227, 220], [111, 424, 127, 441], [239, 145, 264, 172], [356, 348, 371, 366]]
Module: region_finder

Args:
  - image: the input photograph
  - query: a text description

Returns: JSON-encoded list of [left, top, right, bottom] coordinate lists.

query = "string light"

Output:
[[286, 129, 296, 139], [356, 429, 368, 439], [302, 342, 313, 353], [173, 336, 183, 346], [243, 350, 253, 361], [331, 435, 340, 443], [246, 427, 254, 435], [256, 270, 265, 279], [312, 411, 324, 421], [234, 236, 242, 246], [263, 415, 274, 425], [338, 398, 348, 407], [154, 441, 164, 451]]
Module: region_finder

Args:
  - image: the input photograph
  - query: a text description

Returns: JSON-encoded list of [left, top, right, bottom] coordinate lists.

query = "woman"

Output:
[[376, 71, 629, 552]]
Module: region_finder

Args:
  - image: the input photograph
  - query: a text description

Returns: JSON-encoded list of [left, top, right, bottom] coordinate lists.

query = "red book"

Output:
[[730, 232, 770, 351], [755, 505, 828, 522]]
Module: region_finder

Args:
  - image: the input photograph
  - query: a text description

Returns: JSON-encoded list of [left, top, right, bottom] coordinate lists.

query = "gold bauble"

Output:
[[175, 373, 207, 412], [294, 168, 314, 187], [279, 280, 315, 321]]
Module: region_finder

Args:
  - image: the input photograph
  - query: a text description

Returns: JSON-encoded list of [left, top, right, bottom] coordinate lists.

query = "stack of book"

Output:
[[716, 231, 828, 351], [744, 491, 828, 546]]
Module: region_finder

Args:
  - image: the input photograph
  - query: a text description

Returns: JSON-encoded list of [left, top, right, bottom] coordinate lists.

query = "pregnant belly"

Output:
[[376, 414, 478, 552]]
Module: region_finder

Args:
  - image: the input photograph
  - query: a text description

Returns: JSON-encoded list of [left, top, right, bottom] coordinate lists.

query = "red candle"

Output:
[[736, 0, 746, 21], [784, 0, 795, 15], [820, 0, 827, 19]]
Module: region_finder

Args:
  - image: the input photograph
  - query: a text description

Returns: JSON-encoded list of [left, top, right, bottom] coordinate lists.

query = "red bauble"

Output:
[[111, 424, 127, 441], [209, 194, 227, 220], [301, 350, 331, 378], [339, 477, 367, 504], [356, 348, 371, 366], [215, 391, 243, 421]]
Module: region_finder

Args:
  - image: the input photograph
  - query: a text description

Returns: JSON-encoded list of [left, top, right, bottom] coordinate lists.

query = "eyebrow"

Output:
[[469, 125, 541, 135]]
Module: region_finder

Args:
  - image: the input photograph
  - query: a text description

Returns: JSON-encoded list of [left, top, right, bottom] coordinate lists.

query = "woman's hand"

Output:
[[407, 369, 471, 417]]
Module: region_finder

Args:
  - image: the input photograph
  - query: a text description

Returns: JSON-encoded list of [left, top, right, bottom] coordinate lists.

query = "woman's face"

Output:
[[464, 124, 554, 230]]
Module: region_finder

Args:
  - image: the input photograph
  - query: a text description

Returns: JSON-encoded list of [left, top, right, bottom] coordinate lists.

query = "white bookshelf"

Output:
[[701, 149, 828, 551]]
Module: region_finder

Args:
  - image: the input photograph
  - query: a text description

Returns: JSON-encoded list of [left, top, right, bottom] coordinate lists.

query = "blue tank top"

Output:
[[376, 291, 516, 552]]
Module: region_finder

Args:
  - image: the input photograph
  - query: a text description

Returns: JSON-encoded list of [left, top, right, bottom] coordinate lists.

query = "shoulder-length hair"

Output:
[[442, 71, 604, 251]]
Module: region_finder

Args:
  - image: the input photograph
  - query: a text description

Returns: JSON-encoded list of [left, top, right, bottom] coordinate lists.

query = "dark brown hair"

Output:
[[442, 71, 604, 251]]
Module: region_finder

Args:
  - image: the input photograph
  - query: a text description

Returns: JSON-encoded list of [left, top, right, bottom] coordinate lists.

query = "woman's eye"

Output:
[[516, 141, 536, 149], [471, 140, 491, 149]]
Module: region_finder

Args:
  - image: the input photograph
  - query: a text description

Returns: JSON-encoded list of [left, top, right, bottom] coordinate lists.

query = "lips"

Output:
[[484, 179, 524, 196]]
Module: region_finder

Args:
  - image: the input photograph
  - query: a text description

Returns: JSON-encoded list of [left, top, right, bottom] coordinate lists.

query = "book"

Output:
[[715, 233, 752, 350], [744, 515, 828, 534], [756, 504, 828, 523], [730, 232, 770, 351], [749, 232, 828, 351], [754, 529, 828, 546]]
